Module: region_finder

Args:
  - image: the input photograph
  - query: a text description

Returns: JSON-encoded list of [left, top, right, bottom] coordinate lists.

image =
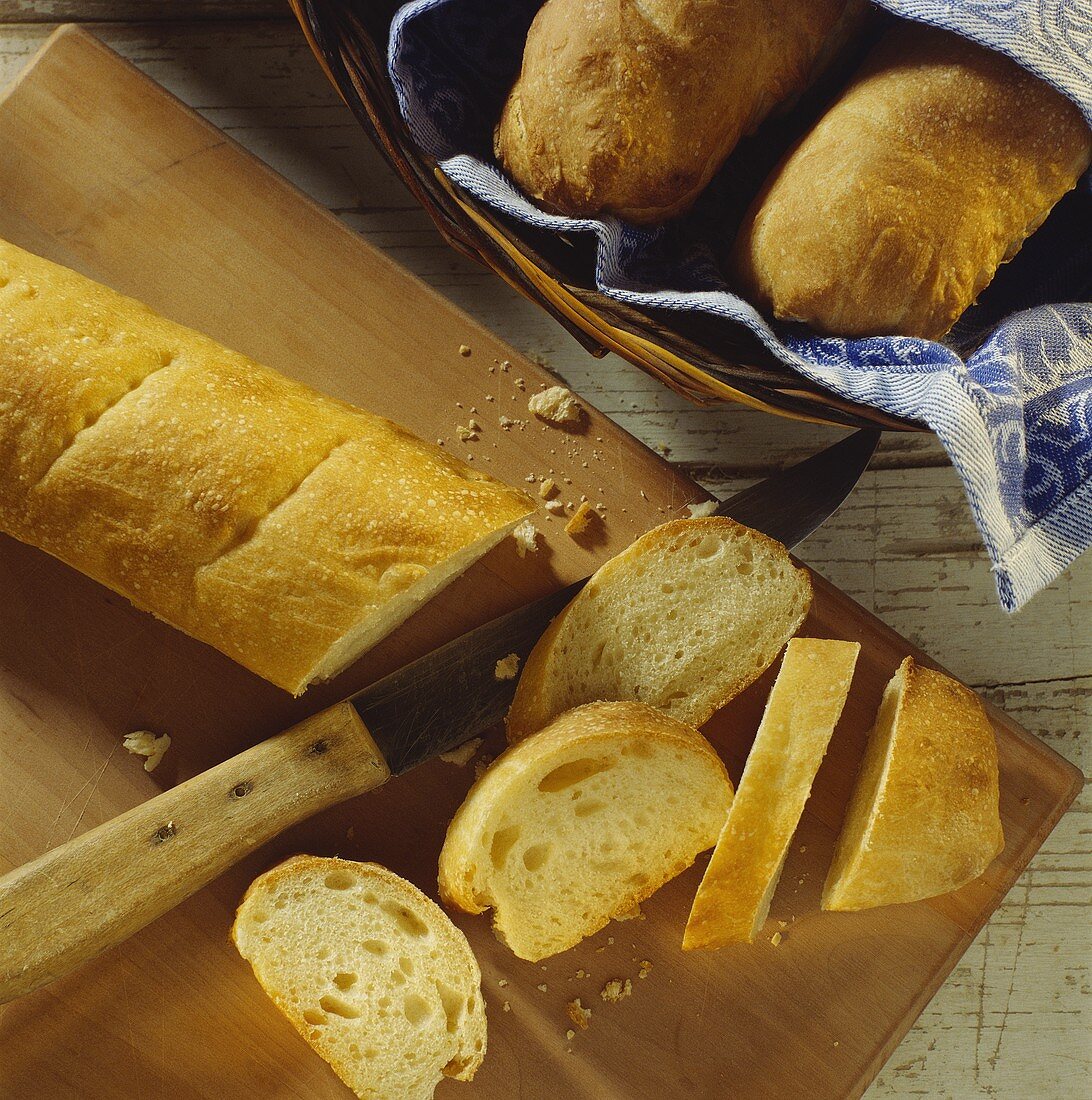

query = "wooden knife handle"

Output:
[[0, 701, 390, 1004]]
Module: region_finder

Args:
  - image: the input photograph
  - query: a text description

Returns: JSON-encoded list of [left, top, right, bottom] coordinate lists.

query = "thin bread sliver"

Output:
[[683, 638, 859, 949]]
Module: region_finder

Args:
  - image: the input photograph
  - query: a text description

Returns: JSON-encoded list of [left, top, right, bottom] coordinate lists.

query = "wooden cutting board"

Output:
[[0, 26, 1080, 1100]]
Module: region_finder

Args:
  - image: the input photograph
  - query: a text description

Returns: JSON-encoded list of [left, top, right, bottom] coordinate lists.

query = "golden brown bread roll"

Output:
[[495, 0, 863, 224], [733, 23, 1092, 339], [0, 239, 533, 694]]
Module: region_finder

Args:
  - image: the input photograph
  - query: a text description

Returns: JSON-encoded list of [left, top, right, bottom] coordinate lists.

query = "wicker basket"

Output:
[[291, 0, 919, 432]]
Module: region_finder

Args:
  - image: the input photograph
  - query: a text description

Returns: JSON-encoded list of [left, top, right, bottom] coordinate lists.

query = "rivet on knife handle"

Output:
[[0, 701, 390, 1004]]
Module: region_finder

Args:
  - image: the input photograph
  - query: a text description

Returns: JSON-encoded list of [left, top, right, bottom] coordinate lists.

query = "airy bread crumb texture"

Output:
[[438, 700, 733, 961], [506, 518, 811, 741], [232, 857, 486, 1100]]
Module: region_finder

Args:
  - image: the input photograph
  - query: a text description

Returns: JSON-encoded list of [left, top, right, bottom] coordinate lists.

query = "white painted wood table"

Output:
[[0, 6, 1087, 1098]]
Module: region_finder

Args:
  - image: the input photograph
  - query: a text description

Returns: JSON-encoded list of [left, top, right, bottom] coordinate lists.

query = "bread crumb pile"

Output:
[[122, 730, 171, 773], [567, 999, 592, 1029], [439, 738, 483, 767], [528, 385, 584, 425], [512, 518, 539, 557], [599, 978, 632, 1004], [494, 653, 521, 681]]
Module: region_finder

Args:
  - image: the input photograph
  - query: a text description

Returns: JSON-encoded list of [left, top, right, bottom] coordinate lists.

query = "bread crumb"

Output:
[[439, 738, 482, 766], [459, 344, 472, 357], [544, 499, 565, 515], [122, 730, 171, 773], [600, 978, 632, 1004], [607, 937, 614, 945], [567, 999, 592, 1029], [502, 1001, 511, 1012], [564, 500, 596, 537], [638, 960, 653, 979], [777, 920, 788, 929], [473, 754, 495, 780], [500, 360, 511, 372], [656, 442, 671, 456], [528, 385, 583, 425], [468, 418, 482, 432], [686, 500, 718, 518], [566, 1029, 575, 1042], [514, 376, 526, 390], [512, 519, 538, 557], [497, 979, 508, 988], [771, 931, 783, 947], [612, 903, 641, 922], [537, 984, 548, 992], [539, 478, 557, 500], [494, 653, 520, 681], [456, 424, 478, 442]]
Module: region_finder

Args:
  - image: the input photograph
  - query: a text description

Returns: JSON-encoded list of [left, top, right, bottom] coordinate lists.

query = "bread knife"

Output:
[[0, 429, 878, 1003]]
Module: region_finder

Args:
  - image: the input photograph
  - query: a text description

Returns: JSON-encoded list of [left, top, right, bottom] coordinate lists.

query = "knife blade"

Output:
[[0, 428, 877, 1004], [354, 427, 879, 774]]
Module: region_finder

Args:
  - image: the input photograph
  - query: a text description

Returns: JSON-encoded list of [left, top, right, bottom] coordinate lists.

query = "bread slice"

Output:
[[232, 856, 486, 1100], [506, 518, 811, 741], [438, 701, 733, 961], [822, 658, 1004, 911], [683, 638, 859, 949]]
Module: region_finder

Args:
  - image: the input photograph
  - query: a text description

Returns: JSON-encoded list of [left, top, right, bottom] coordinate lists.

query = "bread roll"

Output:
[[233, 857, 486, 1100], [683, 638, 858, 949], [505, 517, 811, 742], [496, 0, 863, 224], [0, 239, 533, 694], [439, 701, 733, 961], [733, 23, 1092, 338], [822, 657, 1004, 911]]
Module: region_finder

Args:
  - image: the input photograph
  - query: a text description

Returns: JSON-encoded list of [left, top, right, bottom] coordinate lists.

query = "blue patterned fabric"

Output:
[[388, 0, 1092, 610]]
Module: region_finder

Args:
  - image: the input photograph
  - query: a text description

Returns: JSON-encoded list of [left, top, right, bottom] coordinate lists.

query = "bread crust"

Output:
[[506, 517, 812, 741], [0, 240, 533, 693], [822, 657, 1005, 911], [733, 22, 1092, 338], [496, 0, 861, 224]]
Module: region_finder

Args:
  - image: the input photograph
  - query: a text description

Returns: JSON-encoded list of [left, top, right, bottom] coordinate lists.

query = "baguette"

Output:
[[439, 701, 733, 961], [0, 239, 533, 693], [822, 657, 1004, 911], [733, 23, 1092, 338], [496, 0, 863, 224], [233, 857, 485, 1100], [506, 517, 811, 742], [684, 638, 859, 949]]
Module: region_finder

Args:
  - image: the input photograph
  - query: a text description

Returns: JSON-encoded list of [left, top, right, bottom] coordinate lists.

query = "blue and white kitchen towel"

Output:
[[388, 0, 1092, 610]]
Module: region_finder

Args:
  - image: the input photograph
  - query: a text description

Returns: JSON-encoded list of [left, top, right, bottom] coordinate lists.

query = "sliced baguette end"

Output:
[[821, 657, 1004, 912]]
